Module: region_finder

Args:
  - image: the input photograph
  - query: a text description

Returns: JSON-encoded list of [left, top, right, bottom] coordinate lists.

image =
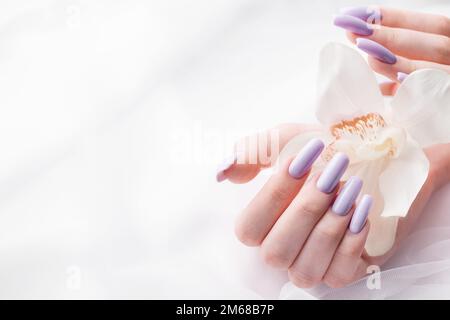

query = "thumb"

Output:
[[216, 123, 321, 184]]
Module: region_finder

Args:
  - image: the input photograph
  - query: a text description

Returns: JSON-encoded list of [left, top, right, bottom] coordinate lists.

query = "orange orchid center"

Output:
[[324, 113, 404, 162]]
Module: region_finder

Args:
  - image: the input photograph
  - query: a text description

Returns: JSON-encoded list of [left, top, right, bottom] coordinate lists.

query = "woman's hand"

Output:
[[334, 6, 449, 95], [218, 124, 450, 288]]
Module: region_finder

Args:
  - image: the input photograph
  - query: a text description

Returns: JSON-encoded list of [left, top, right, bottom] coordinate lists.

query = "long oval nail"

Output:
[[334, 14, 373, 35], [340, 6, 382, 23], [288, 138, 325, 179], [316, 153, 349, 193], [397, 72, 408, 83], [216, 154, 236, 182], [332, 176, 363, 216], [349, 194, 373, 233], [356, 38, 397, 64]]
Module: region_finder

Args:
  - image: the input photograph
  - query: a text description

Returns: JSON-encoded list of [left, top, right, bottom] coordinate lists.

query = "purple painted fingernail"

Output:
[[288, 138, 325, 179], [349, 194, 373, 233], [332, 176, 363, 216], [334, 14, 373, 36], [397, 72, 408, 83], [356, 38, 397, 64], [340, 6, 382, 23], [216, 154, 236, 182], [316, 153, 349, 194]]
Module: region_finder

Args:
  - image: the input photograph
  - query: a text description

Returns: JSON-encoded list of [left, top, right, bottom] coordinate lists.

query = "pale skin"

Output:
[[353, 7, 450, 95], [225, 124, 450, 288], [223, 8, 450, 288]]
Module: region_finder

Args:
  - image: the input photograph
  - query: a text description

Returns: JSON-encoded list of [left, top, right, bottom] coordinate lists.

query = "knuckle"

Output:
[[297, 199, 323, 219], [384, 29, 398, 46], [323, 273, 352, 289], [437, 16, 450, 37], [234, 219, 261, 247], [335, 242, 362, 259], [288, 268, 320, 288], [269, 187, 291, 206], [436, 37, 450, 62], [261, 244, 291, 269], [314, 224, 342, 243]]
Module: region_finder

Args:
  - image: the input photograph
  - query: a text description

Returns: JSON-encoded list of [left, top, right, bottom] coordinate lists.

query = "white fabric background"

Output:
[[0, 0, 449, 299]]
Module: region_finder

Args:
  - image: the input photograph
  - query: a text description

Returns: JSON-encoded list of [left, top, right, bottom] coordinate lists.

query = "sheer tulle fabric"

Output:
[[280, 225, 450, 299]]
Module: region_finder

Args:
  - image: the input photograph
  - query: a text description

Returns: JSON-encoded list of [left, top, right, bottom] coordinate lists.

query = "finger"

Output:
[[287, 177, 363, 288], [345, 26, 450, 64], [216, 123, 321, 184], [367, 55, 450, 82], [354, 38, 450, 81], [377, 7, 450, 37], [260, 153, 349, 269], [340, 6, 450, 37], [323, 224, 370, 288], [379, 81, 398, 96], [235, 139, 325, 246], [323, 195, 372, 288]]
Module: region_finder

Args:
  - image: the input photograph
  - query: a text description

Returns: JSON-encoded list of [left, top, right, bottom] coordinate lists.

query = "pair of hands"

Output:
[[218, 7, 450, 288]]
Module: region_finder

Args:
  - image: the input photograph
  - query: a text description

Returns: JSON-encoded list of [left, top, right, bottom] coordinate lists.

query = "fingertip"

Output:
[[346, 31, 358, 44], [379, 81, 398, 96], [226, 164, 261, 184], [397, 71, 408, 83], [367, 56, 397, 81], [215, 154, 237, 183]]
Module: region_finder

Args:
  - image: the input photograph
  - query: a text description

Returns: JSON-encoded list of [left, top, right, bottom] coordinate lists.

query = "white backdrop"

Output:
[[0, 0, 449, 299]]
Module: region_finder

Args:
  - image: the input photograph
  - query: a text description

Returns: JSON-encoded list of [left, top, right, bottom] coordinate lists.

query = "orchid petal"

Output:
[[365, 213, 399, 257], [390, 69, 450, 147], [379, 135, 429, 218], [316, 43, 384, 126], [344, 158, 399, 256]]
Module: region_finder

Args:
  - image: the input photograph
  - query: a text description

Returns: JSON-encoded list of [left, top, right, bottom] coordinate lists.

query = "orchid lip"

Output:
[[324, 113, 406, 162]]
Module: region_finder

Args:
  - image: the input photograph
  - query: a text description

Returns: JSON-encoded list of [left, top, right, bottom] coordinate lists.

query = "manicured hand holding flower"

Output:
[[334, 6, 449, 95], [218, 123, 450, 288], [217, 36, 450, 288]]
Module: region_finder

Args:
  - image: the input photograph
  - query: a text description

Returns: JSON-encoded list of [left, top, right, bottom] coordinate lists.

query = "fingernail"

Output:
[[316, 153, 349, 193], [216, 154, 236, 182], [356, 38, 397, 64], [288, 138, 325, 179], [334, 14, 373, 36], [340, 6, 382, 23], [397, 72, 408, 83], [349, 194, 373, 233], [332, 176, 363, 216]]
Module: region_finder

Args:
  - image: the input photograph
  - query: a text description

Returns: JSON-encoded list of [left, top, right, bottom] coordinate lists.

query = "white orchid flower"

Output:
[[279, 43, 450, 256]]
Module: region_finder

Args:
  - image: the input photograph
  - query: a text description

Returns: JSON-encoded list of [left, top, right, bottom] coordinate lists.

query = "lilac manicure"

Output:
[[349, 194, 373, 233], [340, 6, 382, 23], [288, 139, 325, 179], [356, 38, 397, 64], [316, 153, 349, 193], [397, 72, 408, 83], [334, 14, 373, 36], [332, 176, 363, 216], [216, 154, 236, 182]]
